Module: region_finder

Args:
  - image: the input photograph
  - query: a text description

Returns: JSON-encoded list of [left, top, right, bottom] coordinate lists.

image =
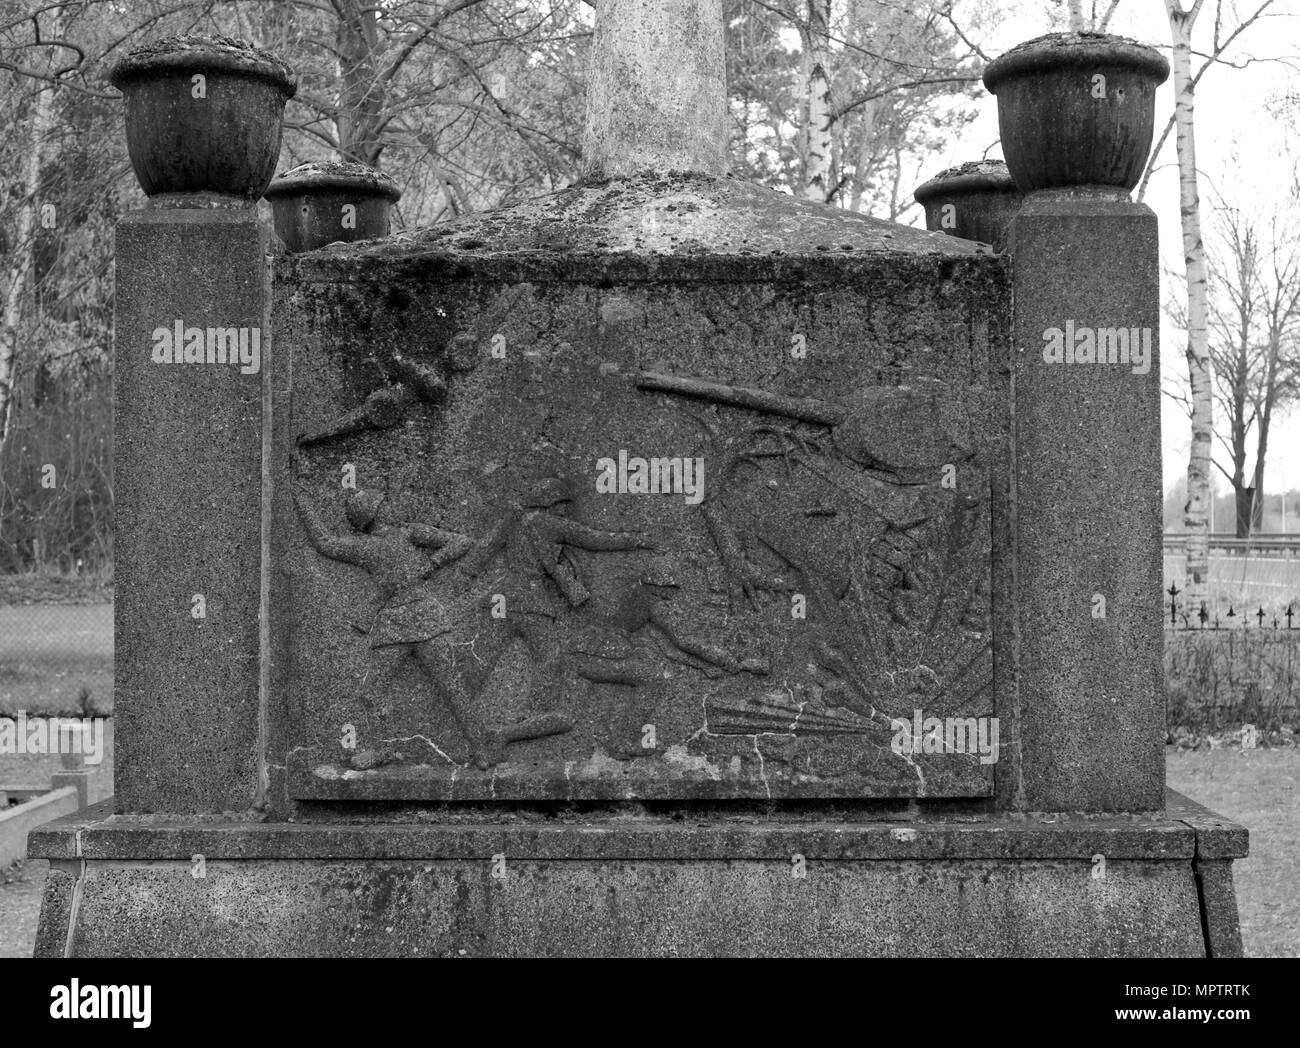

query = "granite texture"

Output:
[[33, 862, 76, 958], [39, 857, 1206, 957], [113, 209, 270, 814], [29, 790, 1241, 957], [1193, 860, 1244, 959], [1007, 196, 1165, 811], [30, 797, 1216, 862]]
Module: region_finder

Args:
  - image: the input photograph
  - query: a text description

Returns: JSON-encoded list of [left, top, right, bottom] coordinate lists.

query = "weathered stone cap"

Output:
[[914, 159, 1017, 203], [327, 173, 989, 260], [109, 33, 298, 96], [264, 161, 401, 202], [983, 31, 1169, 92]]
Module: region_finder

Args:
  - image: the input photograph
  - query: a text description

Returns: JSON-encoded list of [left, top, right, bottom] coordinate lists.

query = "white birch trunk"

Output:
[[1167, 0, 1212, 608], [0, 79, 54, 449], [802, 0, 833, 202]]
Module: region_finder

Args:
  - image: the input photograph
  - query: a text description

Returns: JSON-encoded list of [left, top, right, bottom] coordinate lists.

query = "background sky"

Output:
[[926, 2, 1300, 517]]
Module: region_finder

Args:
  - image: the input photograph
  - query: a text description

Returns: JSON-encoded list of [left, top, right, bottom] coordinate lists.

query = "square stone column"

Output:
[[1008, 193, 1164, 812], [113, 208, 271, 813]]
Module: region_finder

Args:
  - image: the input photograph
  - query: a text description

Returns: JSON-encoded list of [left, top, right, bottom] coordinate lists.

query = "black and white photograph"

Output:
[[0, 0, 1295, 1012]]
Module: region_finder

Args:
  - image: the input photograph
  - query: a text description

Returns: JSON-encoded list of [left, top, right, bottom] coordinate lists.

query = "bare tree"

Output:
[[1244, 203, 1300, 530], [1137, 0, 1278, 202], [1169, 200, 1300, 537], [1212, 207, 1265, 536], [0, 3, 62, 449]]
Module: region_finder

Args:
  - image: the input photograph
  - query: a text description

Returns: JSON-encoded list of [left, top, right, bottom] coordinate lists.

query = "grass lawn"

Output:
[[1167, 747, 1300, 957], [0, 604, 113, 716]]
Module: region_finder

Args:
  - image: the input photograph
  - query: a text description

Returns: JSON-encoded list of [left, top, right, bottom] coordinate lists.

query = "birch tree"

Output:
[[750, 0, 988, 207], [1136, 2, 1276, 202], [0, 5, 61, 450], [1052, 2, 1121, 33], [801, 0, 833, 201], [1165, 0, 1212, 605]]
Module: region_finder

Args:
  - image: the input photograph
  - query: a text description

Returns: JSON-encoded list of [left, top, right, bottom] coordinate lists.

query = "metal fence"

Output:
[[1162, 533, 1300, 631]]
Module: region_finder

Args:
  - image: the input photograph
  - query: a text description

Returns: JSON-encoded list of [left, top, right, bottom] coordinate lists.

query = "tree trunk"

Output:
[[1253, 347, 1278, 533], [849, 99, 876, 213], [1229, 320, 1248, 537], [1167, 0, 1212, 607], [335, 0, 385, 166], [0, 77, 54, 450], [1233, 484, 1255, 538], [802, 0, 833, 202], [1067, 0, 1086, 31], [1253, 287, 1289, 533]]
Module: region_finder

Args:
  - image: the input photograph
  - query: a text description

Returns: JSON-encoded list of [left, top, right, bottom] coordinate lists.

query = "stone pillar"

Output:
[[1006, 195, 1164, 811], [109, 38, 294, 812], [985, 34, 1170, 813], [581, 0, 728, 177], [114, 209, 271, 812]]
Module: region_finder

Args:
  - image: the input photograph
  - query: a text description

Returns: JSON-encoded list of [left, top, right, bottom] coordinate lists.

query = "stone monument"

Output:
[[30, 5, 1246, 956]]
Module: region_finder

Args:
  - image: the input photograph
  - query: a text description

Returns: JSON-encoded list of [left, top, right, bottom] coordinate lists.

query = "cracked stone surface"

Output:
[[271, 174, 1007, 803]]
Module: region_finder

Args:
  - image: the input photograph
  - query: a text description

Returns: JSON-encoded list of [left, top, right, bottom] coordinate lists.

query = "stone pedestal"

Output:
[[31, 789, 1243, 956], [31, 175, 1248, 957]]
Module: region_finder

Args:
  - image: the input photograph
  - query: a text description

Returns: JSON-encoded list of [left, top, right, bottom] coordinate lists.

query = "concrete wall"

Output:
[[0, 787, 78, 869]]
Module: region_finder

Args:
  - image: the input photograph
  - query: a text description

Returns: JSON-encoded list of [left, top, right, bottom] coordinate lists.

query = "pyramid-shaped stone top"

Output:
[[294, 173, 992, 269]]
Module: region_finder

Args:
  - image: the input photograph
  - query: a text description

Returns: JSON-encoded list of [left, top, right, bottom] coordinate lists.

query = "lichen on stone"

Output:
[[265, 161, 401, 201], [983, 30, 1169, 92], [914, 160, 1018, 203], [109, 33, 297, 94]]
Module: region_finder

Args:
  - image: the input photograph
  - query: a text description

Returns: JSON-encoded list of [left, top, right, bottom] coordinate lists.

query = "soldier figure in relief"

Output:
[[295, 477, 665, 769], [295, 487, 574, 769]]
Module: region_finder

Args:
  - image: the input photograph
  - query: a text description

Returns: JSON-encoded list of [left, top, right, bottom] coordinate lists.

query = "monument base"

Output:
[[29, 790, 1244, 957]]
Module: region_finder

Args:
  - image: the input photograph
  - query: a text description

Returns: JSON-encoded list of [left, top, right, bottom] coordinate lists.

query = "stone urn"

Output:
[[108, 34, 297, 205], [913, 160, 1023, 250], [263, 161, 402, 252], [982, 32, 1169, 193]]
